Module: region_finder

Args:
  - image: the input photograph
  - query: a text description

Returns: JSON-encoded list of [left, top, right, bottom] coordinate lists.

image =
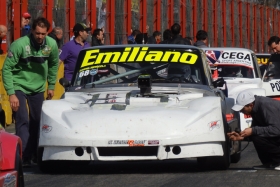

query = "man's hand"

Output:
[[9, 94, 19, 111], [46, 90, 54, 100], [240, 128, 252, 137], [227, 131, 244, 141]]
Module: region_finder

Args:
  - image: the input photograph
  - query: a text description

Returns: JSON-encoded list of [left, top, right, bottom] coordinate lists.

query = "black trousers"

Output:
[[14, 90, 44, 159], [251, 135, 280, 164]]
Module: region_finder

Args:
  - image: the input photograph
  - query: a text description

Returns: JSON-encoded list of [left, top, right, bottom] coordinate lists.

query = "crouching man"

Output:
[[228, 90, 280, 170]]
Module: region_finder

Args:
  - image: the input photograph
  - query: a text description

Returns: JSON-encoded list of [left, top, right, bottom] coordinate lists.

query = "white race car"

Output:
[[38, 45, 240, 172], [204, 48, 280, 131]]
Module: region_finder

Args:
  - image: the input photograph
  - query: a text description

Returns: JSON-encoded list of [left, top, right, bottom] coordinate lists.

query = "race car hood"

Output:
[[224, 78, 262, 98], [41, 90, 223, 141]]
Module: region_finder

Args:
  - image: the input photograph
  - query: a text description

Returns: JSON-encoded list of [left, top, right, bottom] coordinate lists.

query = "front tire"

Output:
[[15, 145, 24, 187], [37, 147, 54, 173], [197, 115, 230, 170], [0, 106, 6, 128]]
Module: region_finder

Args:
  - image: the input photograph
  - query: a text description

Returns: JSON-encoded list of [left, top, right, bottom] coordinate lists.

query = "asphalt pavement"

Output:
[[6, 124, 280, 187]]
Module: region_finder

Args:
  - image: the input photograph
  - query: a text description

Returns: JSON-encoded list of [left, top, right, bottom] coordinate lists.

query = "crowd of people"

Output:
[[127, 23, 208, 47]]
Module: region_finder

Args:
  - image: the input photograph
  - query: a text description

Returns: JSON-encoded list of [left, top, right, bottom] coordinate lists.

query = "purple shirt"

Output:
[[59, 39, 90, 81]]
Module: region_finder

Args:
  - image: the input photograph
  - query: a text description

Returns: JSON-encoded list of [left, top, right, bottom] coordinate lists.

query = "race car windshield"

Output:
[[212, 65, 254, 78], [72, 46, 208, 86]]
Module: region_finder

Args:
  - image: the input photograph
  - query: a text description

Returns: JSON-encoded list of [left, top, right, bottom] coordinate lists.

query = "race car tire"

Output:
[[197, 140, 230, 170], [197, 115, 230, 170], [15, 145, 25, 187], [37, 147, 54, 173], [0, 105, 6, 128], [230, 111, 241, 163]]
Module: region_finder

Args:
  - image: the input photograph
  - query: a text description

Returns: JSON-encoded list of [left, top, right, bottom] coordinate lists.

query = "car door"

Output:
[[261, 54, 280, 98]]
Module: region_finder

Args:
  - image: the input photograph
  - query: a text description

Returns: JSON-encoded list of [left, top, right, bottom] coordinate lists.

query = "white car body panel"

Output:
[[39, 90, 225, 161]]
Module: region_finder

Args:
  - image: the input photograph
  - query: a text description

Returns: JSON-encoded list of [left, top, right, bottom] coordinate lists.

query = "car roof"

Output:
[[205, 47, 255, 53]]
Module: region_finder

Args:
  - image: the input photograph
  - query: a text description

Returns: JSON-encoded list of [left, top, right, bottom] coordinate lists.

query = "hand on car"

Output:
[[9, 94, 19, 111], [227, 131, 244, 141]]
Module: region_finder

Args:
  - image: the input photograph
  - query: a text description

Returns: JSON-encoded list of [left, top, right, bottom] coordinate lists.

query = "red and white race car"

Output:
[[0, 126, 24, 187]]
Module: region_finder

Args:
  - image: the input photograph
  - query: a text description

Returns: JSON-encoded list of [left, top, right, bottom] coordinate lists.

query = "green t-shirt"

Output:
[[2, 35, 59, 95]]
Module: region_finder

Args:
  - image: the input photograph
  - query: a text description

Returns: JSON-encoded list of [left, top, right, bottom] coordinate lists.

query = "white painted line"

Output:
[[236, 170, 257, 172], [24, 172, 35, 175]]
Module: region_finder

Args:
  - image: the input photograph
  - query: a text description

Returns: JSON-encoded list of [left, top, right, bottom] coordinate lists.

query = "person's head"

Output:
[[162, 29, 172, 41], [170, 23, 181, 36], [131, 29, 141, 37], [196, 30, 208, 41], [92, 28, 104, 41], [21, 12, 31, 28], [232, 91, 255, 115], [0, 25, 7, 38], [73, 23, 91, 41], [51, 27, 63, 40], [31, 17, 51, 44], [153, 31, 161, 41], [268, 36, 280, 54]]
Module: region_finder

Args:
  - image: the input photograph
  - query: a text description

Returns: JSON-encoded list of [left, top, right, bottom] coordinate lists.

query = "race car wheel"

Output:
[[0, 105, 6, 128], [230, 111, 241, 163], [197, 115, 230, 170], [37, 147, 54, 173], [15, 145, 25, 187]]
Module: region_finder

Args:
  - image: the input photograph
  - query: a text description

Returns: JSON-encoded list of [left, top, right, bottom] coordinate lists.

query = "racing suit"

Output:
[[2, 34, 59, 160], [250, 96, 280, 164]]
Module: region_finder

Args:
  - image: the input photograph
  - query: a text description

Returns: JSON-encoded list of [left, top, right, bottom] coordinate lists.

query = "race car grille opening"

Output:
[[98, 146, 158, 156]]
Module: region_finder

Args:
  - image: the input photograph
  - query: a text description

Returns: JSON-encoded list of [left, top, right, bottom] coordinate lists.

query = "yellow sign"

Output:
[[257, 57, 269, 65], [80, 47, 198, 69]]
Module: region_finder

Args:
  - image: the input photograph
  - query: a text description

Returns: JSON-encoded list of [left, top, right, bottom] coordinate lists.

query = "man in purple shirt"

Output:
[[59, 23, 91, 81]]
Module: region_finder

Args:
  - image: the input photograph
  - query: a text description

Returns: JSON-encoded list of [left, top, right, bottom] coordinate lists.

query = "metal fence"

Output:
[[2, 0, 280, 53]]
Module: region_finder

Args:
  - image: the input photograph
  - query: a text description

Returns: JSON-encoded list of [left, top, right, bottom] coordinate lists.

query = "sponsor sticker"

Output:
[[270, 81, 280, 92], [208, 120, 221, 131], [42, 125, 52, 133], [148, 140, 159, 145], [4, 173, 16, 187], [108, 140, 146, 146]]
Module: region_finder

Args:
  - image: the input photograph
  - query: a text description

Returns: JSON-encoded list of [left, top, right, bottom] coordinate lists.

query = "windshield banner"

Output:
[[205, 50, 254, 68]]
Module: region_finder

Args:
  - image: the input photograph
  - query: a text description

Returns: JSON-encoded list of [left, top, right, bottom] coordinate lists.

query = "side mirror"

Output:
[[59, 78, 71, 88], [213, 77, 225, 88], [266, 70, 275, 78]]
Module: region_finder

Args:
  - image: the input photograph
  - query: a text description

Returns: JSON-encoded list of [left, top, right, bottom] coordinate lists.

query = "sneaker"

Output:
[[22, 158, 31, 168], [253, 163, 280, 170]]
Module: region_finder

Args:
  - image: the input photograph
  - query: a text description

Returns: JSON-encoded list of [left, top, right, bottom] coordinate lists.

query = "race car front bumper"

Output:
[[42, 142, 223, 161]]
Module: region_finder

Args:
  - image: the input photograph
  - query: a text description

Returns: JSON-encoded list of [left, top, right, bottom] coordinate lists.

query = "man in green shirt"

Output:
[[2, 17, 59, 167]]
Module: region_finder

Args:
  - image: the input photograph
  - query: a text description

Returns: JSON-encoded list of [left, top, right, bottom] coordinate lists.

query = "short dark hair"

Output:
[[92, 29, 102, 37], [32, 17, 50, 31], [196, 30, 208, 40], [162, 29, 172, 40], [268, 36, 280, 46], [132, 29, 141, 37], [152, 31, 161, 37], [170, 23, 181, 35]]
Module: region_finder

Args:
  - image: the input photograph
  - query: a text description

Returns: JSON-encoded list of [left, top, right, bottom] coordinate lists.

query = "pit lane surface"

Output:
[[23, 142, 280, 187]]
